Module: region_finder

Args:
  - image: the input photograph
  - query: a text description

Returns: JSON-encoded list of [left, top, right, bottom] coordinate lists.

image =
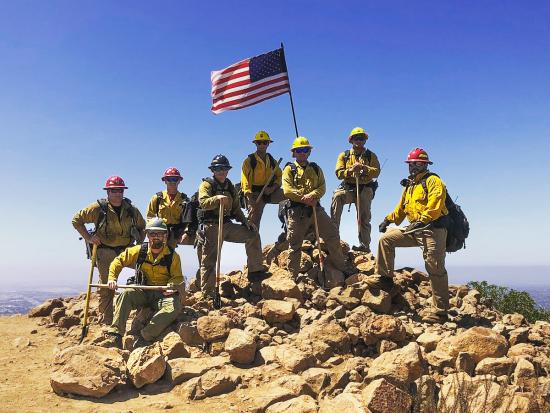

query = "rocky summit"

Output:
[[14, 241, 550, 412]]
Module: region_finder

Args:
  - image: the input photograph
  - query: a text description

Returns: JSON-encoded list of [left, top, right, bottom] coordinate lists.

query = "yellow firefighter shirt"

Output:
[[335, 148, 381, 184], [240, 153, 282, 193], [282, 161, 326, 203]]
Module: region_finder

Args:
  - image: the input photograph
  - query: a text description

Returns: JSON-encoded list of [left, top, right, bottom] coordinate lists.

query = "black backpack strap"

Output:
[[248, 153, 257, 171], [309, 162, 320, 177], [267, 153, 276, 168], [96, 199, 109, 232], [343, 150, 350, 166], [134, 242, 149, 284], [365, 149, 372, 164], [158, 247, 175, 276]]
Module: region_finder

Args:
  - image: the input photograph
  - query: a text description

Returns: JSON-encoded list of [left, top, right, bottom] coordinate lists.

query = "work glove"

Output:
[[378, 219, 390, 233], [404, 221, 424, 233]]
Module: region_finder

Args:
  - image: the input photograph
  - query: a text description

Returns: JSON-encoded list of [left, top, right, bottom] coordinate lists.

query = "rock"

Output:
[[448, 327, 508, 363], [475, 357, 516, 376], [50, 307, 66, 324], [249, 375, 315, 412], [275, 344, 315, 373], [262, 300, 296, 324], [266, 395, 318, 413], [196, 316, 230, 342], [456, 352, 476, 375], [322, 265, 345, 289], [161, 332, 189, 360], [425, 350, 455, 370], [224, 329, 257, 364], [192, 370, 239, 400], [244, 317, 270, 336], [12, 337, 31, 349], [177, 322, 203, 346], [311, 290, 328, 309], [262, 276, 303, 302], [28, 298, 64, 317], [508, 343, 538, 359], [319, 393, 367, 413], [509, 327, 530, 346], [50, 344, 126, 398], [126, 343, 166, 388], [377, 339, 398, 354], [167, 356, 228, 385], [361, 378, 412, 413], [361, 289, 391, 313], [503, 313, 526, 327], [302, 368, 330, 395], [514, 358, 537, 390], [57, 315, 81, 329], [366, 342, 424, 387], [414, 375, 437, 413], [360, 315, 407, 343], [296, 319, 351, 360], [416, 331, 441, 352], [258, 345, 278, 364]]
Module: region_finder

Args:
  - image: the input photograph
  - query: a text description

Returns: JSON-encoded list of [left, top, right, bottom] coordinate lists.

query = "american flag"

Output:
[[211, 48, 290, 114]]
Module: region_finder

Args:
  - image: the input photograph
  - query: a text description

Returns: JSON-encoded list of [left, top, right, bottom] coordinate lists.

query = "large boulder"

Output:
[[360, 315, 407, 343], [319, 393, 367, 413], [362, 378, 413, 413], [366, 342, 425, 387], [161, 331, 190, 360], [248, 375, 315, 412], [361, 289, 391, 313], [50, 344, 126, 398], [262, 300, 296, 324], [297, 318, 351, 355], [191, 370, 240, 400], [275, 344, 315, 373], [167, 356, 228, 385], [224, 329, 257, 364], [266, 395, 318, 413], [126, 342, 166, 388], [262, 276, 303, 302], [475, 357, 516, 376], [29, 298, 64, 317], [448, 327, 508, 363], [196, 315, 230, 342]]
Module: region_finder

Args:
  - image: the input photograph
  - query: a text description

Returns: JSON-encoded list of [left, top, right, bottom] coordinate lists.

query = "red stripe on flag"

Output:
[[213, 89, 289, 113], [213, 75, 289, 104], [211, 77, 251, 97], [212, 60, 249, 78], [212, 83, 290, 111]]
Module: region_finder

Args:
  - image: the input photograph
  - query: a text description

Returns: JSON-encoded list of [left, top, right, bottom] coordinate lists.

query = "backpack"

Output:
[[403, 173, 470, 252], [130, 242, 175, 285], [181, 192, 200, 233], [285, 161, 320, 183], [247, 152, 277, 174], [154, 191, 189, 219], [96, 198, 142, 243]]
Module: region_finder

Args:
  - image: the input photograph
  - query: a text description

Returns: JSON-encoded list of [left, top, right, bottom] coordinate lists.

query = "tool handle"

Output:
[[90, 283, 174, 291], [255, 157, 283, 205], [312, 205, 324, 272]]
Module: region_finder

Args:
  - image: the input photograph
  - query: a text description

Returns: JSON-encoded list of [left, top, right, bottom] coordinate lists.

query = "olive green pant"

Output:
[[331, 186, 374, 249], [286, 205, 346, 277], [110, 289, 181, 340], [245, 188, 285, 229], [199, 222, 264, 294], [376, 227, 449, 312], [96, 247, 121, 325]]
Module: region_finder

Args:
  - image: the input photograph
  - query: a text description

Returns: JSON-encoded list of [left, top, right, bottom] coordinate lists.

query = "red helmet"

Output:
[[162, 167, 182, 181], [405, 148, 433, 164], [103, 176, 128, 190]]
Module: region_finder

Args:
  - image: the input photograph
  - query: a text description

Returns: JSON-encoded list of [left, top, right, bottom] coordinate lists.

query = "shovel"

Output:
[[79, 243, 97, 344], [214, 201, 224, 309]]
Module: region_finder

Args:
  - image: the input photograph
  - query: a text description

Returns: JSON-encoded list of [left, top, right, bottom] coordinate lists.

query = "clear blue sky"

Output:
[[1, 1, 549, 289]]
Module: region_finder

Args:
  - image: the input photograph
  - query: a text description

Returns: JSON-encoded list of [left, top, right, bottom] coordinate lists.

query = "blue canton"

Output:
[[249, 48, 287, 82]]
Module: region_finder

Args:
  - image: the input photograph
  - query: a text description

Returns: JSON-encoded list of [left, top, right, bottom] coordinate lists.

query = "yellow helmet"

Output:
[[348, 127, 369, 142], [253, 130, 273, 143], [291, 136, 313, 150]]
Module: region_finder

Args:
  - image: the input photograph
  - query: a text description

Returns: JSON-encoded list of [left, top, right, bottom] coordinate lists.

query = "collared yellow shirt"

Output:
[[282, 161, 326, 203], [335, 148, 381, 184], [108, 244, 183, 286], [146, 190, 186, 225], [386, 171, 448, 225], [240, 153, 282, 193]]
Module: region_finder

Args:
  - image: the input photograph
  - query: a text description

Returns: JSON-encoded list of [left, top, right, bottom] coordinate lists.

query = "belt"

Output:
[[98, 244, 130, 254]]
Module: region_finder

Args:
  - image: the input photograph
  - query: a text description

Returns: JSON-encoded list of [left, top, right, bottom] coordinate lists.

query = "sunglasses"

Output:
[[293, 147, 310, 154], [255, 141, 269, 146], [107, 189, 124, 193], [164, 177, 181, 183], [211, 166, 231, 172], [148, 231, 165, 238], [351, 135, 366, 142]]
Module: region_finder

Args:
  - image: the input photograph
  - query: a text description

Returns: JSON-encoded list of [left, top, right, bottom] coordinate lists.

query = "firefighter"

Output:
[[331, 127, 380, 253], [72, 176, 145, 324], [376, 148, 450, 323]]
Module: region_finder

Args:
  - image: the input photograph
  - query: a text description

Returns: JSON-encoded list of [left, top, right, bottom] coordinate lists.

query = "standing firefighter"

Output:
[[282, 137, 348, 279], [72, 176, 145, 325], [106, 218, 184, 347], [376, 148, 450, 323], [146, 167, 194, 249], [331, 127, 380, 253], [240, 131, 284, 230], [197, 155, 267, 298]]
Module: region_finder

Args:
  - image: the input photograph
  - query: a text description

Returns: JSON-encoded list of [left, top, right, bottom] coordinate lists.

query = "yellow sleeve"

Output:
[[420, 176, 446, 224], [72, 202, 100, 229], [108, 246, 139, 282], [386, 190, 407, 225], [366, 152, 381, 180], [168, 252, 184, 285], [240, 157, 253, 193], [198, 181, 219, 210], [282, 165, 302, 202], [146, 194, 158, 219], [308, 166, 326, 200], [335, 152, 349, 180]]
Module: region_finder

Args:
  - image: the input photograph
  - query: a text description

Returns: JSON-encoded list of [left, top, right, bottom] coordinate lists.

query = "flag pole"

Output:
[[280, 42, 299, 138]]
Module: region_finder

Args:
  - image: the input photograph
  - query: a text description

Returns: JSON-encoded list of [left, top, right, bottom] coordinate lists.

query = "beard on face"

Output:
[[408, 163, 427, 177], [151, 239, 165, 249]]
